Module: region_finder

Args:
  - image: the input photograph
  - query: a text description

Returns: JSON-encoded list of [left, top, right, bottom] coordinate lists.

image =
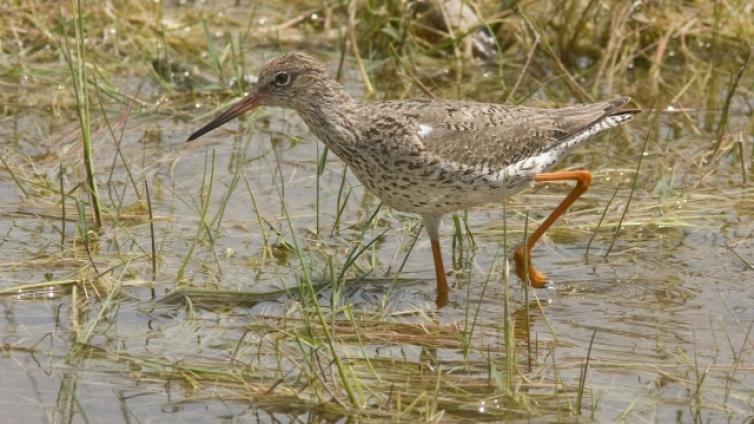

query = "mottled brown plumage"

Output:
[[188, 52, 639, 307]]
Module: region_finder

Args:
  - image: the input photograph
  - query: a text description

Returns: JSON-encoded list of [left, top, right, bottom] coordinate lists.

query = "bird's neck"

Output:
[[294, 83, 361, 150]]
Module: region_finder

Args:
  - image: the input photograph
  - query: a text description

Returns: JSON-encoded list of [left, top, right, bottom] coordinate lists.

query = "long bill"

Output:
[[186, 93, 263, 142]]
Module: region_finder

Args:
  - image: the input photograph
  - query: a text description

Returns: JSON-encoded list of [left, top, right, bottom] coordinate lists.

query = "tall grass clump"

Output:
[[59, 0, 103, 228]]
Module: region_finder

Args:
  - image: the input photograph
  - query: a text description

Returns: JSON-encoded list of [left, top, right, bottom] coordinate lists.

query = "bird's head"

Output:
[[187, 52, 332, 141]]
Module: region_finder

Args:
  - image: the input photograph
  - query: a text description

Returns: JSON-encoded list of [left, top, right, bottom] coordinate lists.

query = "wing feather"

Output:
[[362, 97, 634, 169]]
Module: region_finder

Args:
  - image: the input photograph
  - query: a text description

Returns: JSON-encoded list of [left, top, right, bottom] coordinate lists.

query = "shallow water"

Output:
[[1, 2, 754, 422]]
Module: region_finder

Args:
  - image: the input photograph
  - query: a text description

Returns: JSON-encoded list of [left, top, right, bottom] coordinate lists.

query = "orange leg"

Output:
[[514, 170, 592, 288], [423, 214, 449, 308], [431, 239, 449, 307]]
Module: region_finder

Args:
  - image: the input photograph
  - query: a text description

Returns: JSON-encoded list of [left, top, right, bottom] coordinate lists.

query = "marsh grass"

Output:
[[59, 0, 103, 229], [0, 0, 753, 422]]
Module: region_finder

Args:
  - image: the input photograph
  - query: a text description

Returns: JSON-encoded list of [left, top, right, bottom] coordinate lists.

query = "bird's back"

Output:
[[360, 97, 636, 170]]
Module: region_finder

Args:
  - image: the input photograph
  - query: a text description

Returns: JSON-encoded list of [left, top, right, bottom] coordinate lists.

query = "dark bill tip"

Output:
[[186, 94, 263, 142]]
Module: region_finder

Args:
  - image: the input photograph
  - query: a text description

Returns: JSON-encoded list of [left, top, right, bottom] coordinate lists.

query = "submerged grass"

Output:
[[0, 0, 753, 422]]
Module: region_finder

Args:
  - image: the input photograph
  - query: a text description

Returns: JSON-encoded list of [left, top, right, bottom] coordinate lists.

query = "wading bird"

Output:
[[188, 52, 639, 307]]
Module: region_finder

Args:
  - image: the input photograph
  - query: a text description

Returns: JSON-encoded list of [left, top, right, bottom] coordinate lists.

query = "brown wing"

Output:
[[372, 97, 634, 169]]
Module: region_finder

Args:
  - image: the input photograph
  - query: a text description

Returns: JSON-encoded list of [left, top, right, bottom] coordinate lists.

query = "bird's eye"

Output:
[[273, 72, 291, 86]]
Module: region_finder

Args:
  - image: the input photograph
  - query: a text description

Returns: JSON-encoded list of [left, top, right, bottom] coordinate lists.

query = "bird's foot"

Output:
[[514, 245, 549, 288], [435, 291, 448, 308]]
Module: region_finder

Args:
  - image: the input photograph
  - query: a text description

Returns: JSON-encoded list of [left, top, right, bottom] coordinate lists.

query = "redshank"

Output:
[[188, 52, 639, 307]]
